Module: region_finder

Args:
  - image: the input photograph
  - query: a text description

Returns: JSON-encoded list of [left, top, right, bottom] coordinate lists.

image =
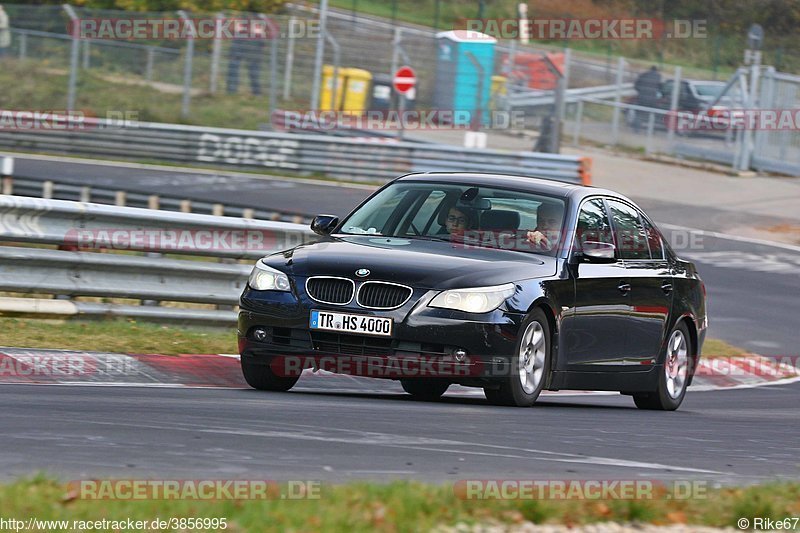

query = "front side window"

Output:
[[575, 198, 614, 252], [607, 200, 650, 260]]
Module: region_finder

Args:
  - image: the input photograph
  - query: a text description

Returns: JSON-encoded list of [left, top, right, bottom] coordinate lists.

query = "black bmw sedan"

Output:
[[238, 173, 707, 410]]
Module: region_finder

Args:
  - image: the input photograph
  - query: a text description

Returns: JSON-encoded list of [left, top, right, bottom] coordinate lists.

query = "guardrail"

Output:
[[1, 169, 311, 224], [508, 83, 636, 109], [0, 194, 314, 259], [0, 117, 592, 185], [0, 195, 315, 325]]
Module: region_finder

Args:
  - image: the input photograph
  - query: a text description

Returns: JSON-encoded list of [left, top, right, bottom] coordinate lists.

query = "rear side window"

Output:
[[576, 198, 614, 250], [607, 200, 650, 260], [642, 217, 665, 260]]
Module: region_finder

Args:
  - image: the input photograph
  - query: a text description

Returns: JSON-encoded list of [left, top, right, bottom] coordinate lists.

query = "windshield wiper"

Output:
[[402, 235, 452, 242]]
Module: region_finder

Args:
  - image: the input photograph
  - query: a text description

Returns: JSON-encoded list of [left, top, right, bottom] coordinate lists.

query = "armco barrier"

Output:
[[1, 172, 311, 224], [0, 194, 314, 260], [0, 117, 591, 185], [507, 83, 636, 109], [0, 195, 315, 324]]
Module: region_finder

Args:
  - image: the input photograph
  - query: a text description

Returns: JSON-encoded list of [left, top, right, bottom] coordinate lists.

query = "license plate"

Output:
[[310, 310, 392, 337]]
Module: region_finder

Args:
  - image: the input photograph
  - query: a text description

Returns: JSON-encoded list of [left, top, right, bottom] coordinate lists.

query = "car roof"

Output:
[[395, 172, 626, 203]]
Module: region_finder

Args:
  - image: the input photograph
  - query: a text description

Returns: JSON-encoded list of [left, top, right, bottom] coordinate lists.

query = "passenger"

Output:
[[526, 202, 564, 250]]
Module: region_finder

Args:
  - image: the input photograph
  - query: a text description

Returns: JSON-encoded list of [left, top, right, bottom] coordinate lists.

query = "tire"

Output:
[[400, 378, 450, 401], [241, 359, 300, 392], [633, 322, 692, 411], [484, 308, 551, 407]]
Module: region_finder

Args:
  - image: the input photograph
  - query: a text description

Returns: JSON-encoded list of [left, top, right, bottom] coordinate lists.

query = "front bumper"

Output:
[[238, 286, 525, 383]]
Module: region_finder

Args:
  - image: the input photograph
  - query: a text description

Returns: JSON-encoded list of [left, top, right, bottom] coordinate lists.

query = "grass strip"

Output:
[[0, 476, 798, 532]]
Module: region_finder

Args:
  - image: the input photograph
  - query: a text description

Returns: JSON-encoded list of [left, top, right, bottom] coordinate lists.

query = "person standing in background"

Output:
[[0, 6, 11, 59], [226, 19, 266, 96], [632, 66, 662, 131]]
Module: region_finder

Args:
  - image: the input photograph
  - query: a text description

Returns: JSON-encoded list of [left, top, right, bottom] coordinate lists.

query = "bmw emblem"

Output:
[[355, 268, 370, 278]]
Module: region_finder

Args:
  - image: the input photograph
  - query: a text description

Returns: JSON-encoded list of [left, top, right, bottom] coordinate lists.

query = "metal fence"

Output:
[[0, 3, 711, 128], [565, 60, 800, 177], [0, 120, 592, 185], [0, 194, 315, 325], [5, 4, 800, 176], [750, 70, 800, 176]]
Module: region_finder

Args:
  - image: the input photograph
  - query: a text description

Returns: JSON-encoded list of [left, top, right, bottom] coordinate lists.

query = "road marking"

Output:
[[659, 222, 800, 253], [683, 250, 800, 274], [747, 341, 782, 348], [346, 470, 418, 474], [51, 416, 727, 475]]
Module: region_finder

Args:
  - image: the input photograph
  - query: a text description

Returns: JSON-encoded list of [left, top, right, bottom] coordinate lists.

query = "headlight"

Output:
[[429, 283, 516, 313], [248, 261, 291, 291]]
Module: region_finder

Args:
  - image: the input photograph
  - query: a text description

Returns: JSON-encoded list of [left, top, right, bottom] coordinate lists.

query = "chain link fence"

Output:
[[0, 3, 702, 128], [1, 3, 800, 175], [565, 59, 800, 177]]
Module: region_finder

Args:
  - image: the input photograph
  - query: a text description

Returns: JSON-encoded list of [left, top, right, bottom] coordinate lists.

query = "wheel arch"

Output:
[[528, 297, 558, 387], [673, 313, 699, 385], [528, 297, 557, 336]]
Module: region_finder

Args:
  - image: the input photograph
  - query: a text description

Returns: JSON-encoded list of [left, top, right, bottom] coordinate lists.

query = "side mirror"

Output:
[[311, 214, 339, 236], [580, 241, 617, 264]]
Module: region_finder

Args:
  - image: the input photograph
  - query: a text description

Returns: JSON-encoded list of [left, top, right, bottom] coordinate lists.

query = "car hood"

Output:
[[262, 236, 558, 289]]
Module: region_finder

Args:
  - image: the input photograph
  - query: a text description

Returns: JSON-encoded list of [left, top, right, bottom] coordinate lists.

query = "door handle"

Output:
[[617, 281, 631, 294], [661, 282, 673, 294]]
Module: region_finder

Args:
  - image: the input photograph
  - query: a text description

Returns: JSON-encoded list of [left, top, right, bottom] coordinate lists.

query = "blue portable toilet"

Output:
[[433, 30, 497, 126]]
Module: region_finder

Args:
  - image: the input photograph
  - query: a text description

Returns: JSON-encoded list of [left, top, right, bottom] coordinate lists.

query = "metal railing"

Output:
[[0, 119, 592, 185], [0, 194, 314, 259], [0, 3, 682, 128], [0, 195, 315, 325], [508, 83, 636, 109], [1, 171, 310, 224]]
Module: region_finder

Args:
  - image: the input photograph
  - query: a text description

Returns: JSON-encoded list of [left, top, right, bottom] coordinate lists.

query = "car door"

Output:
[[562, 198, 632, 368], [606, 200, 673, 366]]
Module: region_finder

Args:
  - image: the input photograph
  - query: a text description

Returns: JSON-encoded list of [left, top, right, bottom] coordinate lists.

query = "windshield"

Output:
[[339, 181, 567, 256]]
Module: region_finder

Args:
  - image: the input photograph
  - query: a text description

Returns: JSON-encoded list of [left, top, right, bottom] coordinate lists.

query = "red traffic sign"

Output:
[[393, 66, 416, 94]]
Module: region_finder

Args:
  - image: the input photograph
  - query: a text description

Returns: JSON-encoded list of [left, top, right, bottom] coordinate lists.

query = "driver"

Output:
[[444, 206, 475, 236]]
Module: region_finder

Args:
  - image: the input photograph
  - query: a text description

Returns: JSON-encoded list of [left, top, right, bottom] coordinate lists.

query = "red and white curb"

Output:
[[691, 355, 800, 390], [0, 348, 797, 395]]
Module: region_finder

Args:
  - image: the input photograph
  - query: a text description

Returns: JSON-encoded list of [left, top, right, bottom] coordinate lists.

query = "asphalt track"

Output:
[[2, 154, 799, 484], [2, 381, 799, 483]]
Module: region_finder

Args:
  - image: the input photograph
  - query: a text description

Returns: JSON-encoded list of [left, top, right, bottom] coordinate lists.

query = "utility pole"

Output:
[[310, 0, 330, 111]]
